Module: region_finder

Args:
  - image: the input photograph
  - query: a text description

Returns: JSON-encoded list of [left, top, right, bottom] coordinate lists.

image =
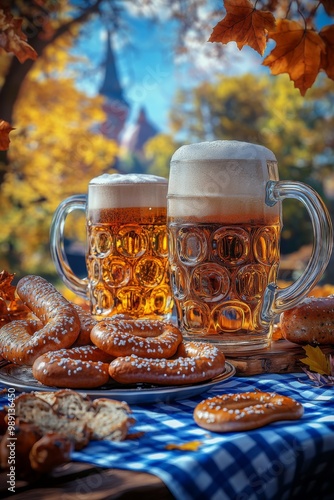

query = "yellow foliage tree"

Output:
[[144, 134, 180, 179], [0, 52, 119, 276]]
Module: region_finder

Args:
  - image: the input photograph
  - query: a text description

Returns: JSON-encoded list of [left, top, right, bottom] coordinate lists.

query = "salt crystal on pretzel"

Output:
[[108, 341, 225, 385], [32, 345, 114, 388], [91, 318, 183, 358]]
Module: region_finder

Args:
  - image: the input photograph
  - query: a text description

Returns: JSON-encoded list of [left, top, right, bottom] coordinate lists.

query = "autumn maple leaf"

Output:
[[209, 0, 276, 56], [0, 120, 15, 150], [0, 270, 23, 324], [320, 25, 334, 80], [0, 7, 37, 63], [300, 345, 334, 387], [300, 345, 331, 375], [321, 0, 334, 16], [0, 270, 16, 303], [263, 19, 326, 96]]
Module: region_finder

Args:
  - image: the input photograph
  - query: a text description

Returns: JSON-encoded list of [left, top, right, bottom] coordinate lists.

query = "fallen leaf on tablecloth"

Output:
[[300, 345, 331, 375], [209, 0, 276, 55], [165, 440, 203, 451], [301, 368, 334, 387], [300, 345, 334, 387]]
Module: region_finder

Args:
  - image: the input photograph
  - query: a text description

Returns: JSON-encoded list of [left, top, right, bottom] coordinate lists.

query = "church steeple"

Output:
[[99, 31, 129, 142], [99, 30, 128, 106]]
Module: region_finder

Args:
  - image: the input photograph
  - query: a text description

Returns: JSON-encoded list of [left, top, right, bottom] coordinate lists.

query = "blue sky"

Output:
[[74, 10, 263, 136], [74, 4, 333, 138], [74, 15, 178, 132]]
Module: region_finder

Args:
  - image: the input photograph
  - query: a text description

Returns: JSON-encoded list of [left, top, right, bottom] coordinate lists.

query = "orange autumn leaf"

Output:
[[0, 7, 37, 63], [263, 19, 326, 96], [320, 25, 334, 80], [0, 270, 29, 324], [0, 120, 15, 150], [209, 0, 276, 56], [0, 270, 16, 303]]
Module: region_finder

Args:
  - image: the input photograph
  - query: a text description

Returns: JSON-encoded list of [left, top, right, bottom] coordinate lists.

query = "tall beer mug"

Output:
[[50, 173, 173, 320], [167, 140, 333, 353]]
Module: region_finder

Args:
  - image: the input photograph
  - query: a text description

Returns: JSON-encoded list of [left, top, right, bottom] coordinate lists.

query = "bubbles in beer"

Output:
[[87, 205, 173, 319], [169, 220, 281, 344]]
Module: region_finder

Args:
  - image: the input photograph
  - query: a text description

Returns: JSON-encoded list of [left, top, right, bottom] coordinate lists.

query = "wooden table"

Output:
[[227, 338, 334, 376], [0, 463, 174, 499]]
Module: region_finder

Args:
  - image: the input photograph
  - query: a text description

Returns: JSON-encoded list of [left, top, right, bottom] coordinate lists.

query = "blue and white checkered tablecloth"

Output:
[[1, 373, 333, 499]]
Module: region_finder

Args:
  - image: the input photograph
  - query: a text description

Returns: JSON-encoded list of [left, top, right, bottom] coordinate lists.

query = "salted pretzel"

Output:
[[0, 275, 81, 365], [91, 318, 183, 358], [32, 345, 114, 388], [193, 391, 304, 432], [108, 341, 225, 386], [71, 303, 97, 346]]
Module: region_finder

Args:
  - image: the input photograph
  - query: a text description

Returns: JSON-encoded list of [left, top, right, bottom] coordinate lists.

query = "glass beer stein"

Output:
[[167, 140, 333, 353], [50, 173, 173, 320]]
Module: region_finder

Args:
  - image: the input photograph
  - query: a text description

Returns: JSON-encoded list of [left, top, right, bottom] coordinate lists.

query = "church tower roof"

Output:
[[99, 31, 128, 107], [99, 31, 129, 142], [125, 106, 158, 153]]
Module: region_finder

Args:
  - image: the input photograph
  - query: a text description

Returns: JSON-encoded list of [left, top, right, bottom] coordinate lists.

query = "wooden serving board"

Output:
[[225, 339, 334, 376]]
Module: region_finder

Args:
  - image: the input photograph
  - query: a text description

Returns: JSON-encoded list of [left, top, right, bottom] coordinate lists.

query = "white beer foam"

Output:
[[168, 140, 279, 220], [171, 140, 276, 162], [89, 173, 168, 209], [90, 173, 167, 185]]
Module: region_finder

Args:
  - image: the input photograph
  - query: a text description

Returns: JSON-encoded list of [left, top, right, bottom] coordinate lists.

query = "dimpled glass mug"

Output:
[[50, 173, 174, 320], [167, 140, 333, 353]]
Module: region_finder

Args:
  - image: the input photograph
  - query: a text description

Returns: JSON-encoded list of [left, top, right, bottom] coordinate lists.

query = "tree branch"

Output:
[[0, 0, 104, 182]]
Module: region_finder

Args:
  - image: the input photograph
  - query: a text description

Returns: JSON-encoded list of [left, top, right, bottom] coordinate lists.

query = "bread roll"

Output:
[[280, 296, 334, 345]]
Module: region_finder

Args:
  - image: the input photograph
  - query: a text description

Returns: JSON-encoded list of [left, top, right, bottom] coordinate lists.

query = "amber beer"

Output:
[[87, 174, 173, 319], [50, 173, 173, 320], [167, 140, 283, 352], [168, 215, 281, 345], [168, 140, 333, 353]]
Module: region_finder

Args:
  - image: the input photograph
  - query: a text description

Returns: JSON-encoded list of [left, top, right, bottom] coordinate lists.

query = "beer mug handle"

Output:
[[262, 180, 333, 323], [50, 194, 88, 299]]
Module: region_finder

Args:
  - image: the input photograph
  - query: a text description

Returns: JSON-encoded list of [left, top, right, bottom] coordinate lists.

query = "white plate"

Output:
[[0, 361, 235, 404]]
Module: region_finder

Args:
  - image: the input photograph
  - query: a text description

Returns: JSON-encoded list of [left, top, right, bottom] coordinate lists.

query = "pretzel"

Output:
[[0, 275, 81, 365], [29, 432, 73, 473], [32, 345, 114, 388], [193, 391, 304, 432], [91, 318, 183, 358], [71, 303, 97, 346], [108, 341, 225, 385], [280, 296, 334, 345]]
